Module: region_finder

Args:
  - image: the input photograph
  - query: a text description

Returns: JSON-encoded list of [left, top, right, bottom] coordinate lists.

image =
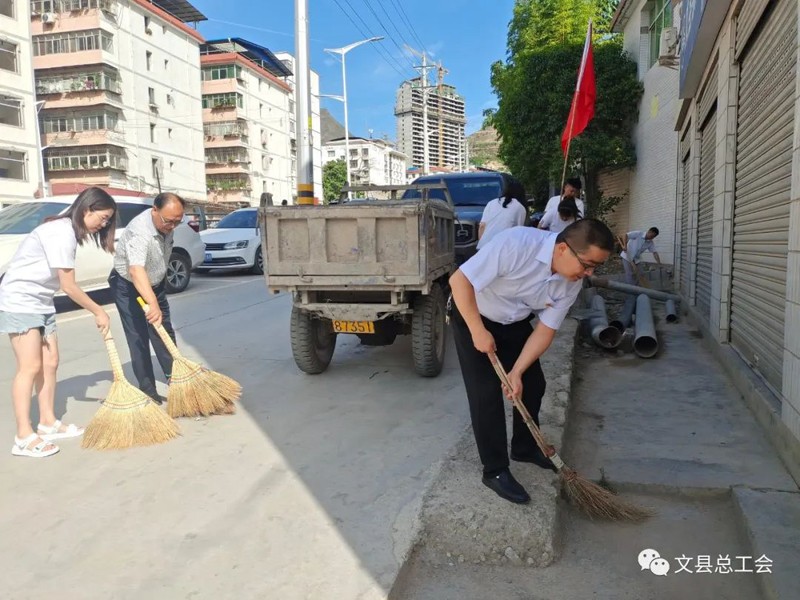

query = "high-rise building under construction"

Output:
[[394, 76, 466, 172]]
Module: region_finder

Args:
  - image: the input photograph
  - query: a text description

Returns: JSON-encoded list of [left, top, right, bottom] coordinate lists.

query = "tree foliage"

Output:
[[490, 0, 642, 216], [322, 158, 347, 204]]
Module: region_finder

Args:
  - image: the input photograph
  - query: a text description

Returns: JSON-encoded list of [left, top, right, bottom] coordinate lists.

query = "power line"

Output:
[[359, 0, 416, 70], [330, 0, 411, 78], [388, 0, 428, 56], [375, 0, 416, 54]]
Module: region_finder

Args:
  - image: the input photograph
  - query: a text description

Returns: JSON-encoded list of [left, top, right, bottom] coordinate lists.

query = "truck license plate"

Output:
[[332, 320, 375, 334], [204, 252, 212, 263]]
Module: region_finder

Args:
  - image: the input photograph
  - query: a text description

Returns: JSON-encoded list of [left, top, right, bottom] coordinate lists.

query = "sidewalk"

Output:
[[395, 295, 800, 600]]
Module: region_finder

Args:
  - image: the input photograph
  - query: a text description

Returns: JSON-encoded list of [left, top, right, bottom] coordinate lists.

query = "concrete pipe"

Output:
[[589, 276, 681, 303], [588, 295, 622, 349], [634, 294, 658, 358], [610, 295, 636, 332], [665, 299, 678, 323]]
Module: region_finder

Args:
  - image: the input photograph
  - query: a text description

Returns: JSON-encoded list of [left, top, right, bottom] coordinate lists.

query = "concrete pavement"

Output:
[[0, 274, 471, 600]]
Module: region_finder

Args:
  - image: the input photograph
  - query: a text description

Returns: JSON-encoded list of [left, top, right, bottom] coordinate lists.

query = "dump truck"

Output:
[[260, 184, 456, 376]]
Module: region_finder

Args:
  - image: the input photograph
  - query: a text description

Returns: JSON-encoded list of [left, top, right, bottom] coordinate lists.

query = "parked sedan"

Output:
[[0, 196, 204, 293], [197, 208, 263, 274]]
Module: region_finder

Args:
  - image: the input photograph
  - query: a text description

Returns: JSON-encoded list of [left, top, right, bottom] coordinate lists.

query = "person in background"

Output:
[[477, 179, 527, 250], [543, 177, 584, 222], [0, 187, 115, 458], [449, 219, 614, 504], [281, 199, 288, 206], [109, 192, 185, 405], [621, 227, 661, 285], [538, 197, 581, 233]]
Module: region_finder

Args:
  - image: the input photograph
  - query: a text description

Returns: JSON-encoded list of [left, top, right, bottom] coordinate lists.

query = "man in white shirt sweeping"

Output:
[[620, 227, 661, 285]]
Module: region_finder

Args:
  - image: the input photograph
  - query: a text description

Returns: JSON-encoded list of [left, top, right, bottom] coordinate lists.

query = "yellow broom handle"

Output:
[[103, 333, 126, 381], [488, 353, 564, 469], [136, 297, 181, 358]]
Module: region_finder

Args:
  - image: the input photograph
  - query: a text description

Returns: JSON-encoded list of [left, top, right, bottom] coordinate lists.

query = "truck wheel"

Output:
[[290, 306, 336, 374], [411, 283, 446, 377]]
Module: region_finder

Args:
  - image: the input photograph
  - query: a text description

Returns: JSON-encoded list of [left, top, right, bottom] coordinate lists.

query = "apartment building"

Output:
[[274, 51, 322, 203], [201, 38, 294, 206], [0, 0, 42, 204], [395, 76, 466, 172], [599, 0, 680, 263], [31, 0, 207, 200], [322, 136, 408, 187]]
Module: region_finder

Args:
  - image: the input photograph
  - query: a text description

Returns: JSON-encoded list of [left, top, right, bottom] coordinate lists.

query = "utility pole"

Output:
[[295, 0, 314, 204], [406, 45, 432, 176], [436, 61, 447, 168]]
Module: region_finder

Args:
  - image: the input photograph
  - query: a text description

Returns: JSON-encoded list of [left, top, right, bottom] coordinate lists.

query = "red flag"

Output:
[[561, 21, 596, 155]]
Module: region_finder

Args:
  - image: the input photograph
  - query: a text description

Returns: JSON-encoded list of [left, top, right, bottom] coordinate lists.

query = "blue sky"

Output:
[[190, 0, 515, 140]]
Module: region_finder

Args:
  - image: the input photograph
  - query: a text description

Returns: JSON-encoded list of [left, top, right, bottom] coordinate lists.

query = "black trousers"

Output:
[[108, 271, 175, 398], [451, 307, 547, 476]]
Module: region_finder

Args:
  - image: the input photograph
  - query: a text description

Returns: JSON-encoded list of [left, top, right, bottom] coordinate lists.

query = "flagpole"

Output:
[[560, 19, 592, 195]]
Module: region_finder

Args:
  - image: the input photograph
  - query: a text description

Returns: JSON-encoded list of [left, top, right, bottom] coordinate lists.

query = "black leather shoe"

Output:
[[481, 469, 530, 504], [149, 394, 166, 406], [511, 451, 558, 473]]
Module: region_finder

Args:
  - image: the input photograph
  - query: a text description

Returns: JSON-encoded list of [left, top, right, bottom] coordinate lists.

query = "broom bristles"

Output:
[[560, 467, 654, 522], [82, 380, 179, 450], [167, 358, 240, 418]]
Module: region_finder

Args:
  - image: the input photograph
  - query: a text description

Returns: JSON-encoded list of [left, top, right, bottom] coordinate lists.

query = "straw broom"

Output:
[[489, 353, 653, 521], [82, 333, 179, 450], [136, 297, 240, 418]]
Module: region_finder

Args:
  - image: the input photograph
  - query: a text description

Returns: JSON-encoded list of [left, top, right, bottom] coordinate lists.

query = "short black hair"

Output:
[[648, 227, 660, 236], [556, 218, 614, 252], [154, 192, 186, 209], [565, 177, 582, 190]]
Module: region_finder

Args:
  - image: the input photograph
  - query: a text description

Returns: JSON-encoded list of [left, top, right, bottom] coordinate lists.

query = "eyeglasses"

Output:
[[92, 211, 113, 226], [157, 212, 183, 228], [565, 241, 601, 273]]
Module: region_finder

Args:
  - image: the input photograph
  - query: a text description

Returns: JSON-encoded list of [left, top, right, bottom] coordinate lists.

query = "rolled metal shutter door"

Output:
[[696, 112, 716, 321], [680, 129, 692, 296], [730, 0, 796, 392]]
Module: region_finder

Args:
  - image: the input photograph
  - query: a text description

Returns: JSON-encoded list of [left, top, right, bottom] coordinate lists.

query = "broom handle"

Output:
[[488, 353, 565, 470], [135, 297, 182, 359], [103, 333, 126, 382]]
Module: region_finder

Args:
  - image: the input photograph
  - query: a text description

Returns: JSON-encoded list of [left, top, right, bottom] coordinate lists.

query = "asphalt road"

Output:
[[0, 271, 470, 600]]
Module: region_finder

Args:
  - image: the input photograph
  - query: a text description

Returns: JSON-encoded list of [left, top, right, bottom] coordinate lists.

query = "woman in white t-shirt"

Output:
[[0, 187, 116, 458], [538, 197, 582, 234], [477, 179, 527, 250]]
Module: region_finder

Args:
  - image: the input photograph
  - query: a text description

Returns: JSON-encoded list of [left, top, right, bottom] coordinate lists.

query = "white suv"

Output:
[[0, 196, 205, 293]]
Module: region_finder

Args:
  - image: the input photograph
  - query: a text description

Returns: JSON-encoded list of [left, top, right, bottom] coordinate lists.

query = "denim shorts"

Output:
[[0, 311, 57, 337]]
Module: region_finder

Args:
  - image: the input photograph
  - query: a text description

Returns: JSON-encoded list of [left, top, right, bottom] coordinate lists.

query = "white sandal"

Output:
[[37, 419, 84, 441], [11, 433, 59, 458]]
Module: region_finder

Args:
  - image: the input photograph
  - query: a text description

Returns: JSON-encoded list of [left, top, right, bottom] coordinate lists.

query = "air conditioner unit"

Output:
[[658, 27, 679, 66], [41, 12, 57, 24]]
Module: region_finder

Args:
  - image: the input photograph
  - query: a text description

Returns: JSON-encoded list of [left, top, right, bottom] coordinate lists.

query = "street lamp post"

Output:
[[324, 36, 383, 198]]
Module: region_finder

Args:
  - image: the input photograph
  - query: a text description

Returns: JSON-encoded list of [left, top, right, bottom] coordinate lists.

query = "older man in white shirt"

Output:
[[621, 227, 661, 285], [543, 177, 584, 222], [449, 219, 614, 504]]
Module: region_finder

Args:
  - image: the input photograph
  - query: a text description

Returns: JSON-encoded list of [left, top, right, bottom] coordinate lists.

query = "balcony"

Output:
[[203, 119, 248, 148], [32, 29, 114, 70], [202, 79, 238, 95], [44, 145, 128, 173], [206, 175, 251, 193], [43, 128, 124, 148]]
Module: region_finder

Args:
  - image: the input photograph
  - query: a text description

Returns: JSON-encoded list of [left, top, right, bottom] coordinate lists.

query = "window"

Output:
[[0, 149, 26, 180], [0, 95, 23, 127], [204, 120, 248, 137], [45, 146, 127, 171], [117, 203, 149, 227], [201, 93, 243, 109], [168, 128, 172, 139], [0, 39, 18, 73], [327, 150, 335, 158], [648, 0, 673, 68], [152, 157, 160, 180], [149, 123, 155, 143], [362, 148, 369, 156], [259, 103, 263, 118], [148, 87, 155, 105], [169, 161, 174, 171], [144, 15, 151, 32], [32, 30, 113, 56], [41, 111, 119, 133], [0, 0, 14, 18], [36, 71, 121, 95], [146, 50, 152, 71], [164, 58, 169, 70], [200, 64, 242, 81]]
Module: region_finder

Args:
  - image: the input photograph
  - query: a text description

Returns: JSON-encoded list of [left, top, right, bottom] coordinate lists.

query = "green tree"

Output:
[[490, 1, 642, 218], [322, 158, 347, 204]]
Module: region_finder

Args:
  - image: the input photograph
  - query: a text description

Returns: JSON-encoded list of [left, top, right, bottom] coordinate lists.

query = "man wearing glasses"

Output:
[[108, 192, 186, 404], [449, 219, 614, 504]]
